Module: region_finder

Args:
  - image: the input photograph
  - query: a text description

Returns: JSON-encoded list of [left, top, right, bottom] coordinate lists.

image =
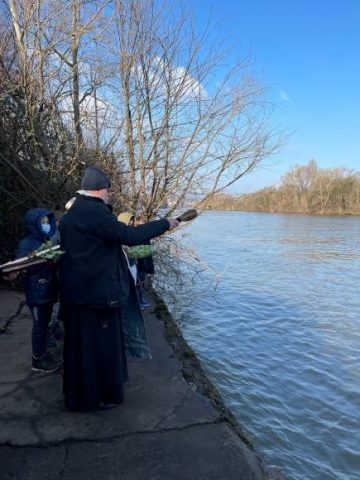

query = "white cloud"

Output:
[[149, 56, 208, 100]]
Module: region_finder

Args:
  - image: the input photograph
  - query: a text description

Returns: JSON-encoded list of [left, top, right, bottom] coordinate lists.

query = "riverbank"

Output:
[[0, 288, 280, 480], [203, 206, 360, 216]]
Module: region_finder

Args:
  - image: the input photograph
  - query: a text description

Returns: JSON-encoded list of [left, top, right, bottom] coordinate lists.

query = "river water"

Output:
[[166, 211, 360, 480]]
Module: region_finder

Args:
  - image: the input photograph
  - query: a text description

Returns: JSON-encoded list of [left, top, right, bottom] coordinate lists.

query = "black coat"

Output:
[[59, 195, 169, 306]]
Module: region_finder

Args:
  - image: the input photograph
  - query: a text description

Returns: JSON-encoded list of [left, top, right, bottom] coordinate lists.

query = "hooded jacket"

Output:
[[16, 208, 58, 306]]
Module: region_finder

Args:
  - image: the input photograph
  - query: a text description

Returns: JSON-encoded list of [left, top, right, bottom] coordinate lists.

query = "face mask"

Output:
[[42, 224, 51, 235]]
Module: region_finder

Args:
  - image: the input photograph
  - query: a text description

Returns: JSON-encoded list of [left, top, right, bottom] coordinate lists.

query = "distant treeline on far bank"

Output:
[[204, 160, 360, 216]]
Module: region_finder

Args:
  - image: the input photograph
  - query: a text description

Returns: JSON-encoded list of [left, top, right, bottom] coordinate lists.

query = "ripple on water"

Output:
[[169, 211, 360, 480]]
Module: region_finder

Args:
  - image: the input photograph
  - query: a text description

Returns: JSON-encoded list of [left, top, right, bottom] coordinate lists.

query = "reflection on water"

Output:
[[302, 251, 356, 261], [166, 211, 360, 480]]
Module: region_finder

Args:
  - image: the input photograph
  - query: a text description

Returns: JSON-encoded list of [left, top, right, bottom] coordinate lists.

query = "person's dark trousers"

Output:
[[29, 303, 54, 357], [136, 270, 146, 304]]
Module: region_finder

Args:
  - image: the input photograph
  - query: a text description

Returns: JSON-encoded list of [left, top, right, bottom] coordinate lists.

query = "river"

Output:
[[166, 211, 360, 480]]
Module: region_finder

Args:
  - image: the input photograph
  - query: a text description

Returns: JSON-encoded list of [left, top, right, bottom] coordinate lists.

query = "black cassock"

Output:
[[59, 194, 169, 411], [62, 305, 128, 411]]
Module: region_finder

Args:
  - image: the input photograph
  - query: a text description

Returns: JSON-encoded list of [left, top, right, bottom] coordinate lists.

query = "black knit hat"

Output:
[[81, 166, 111, 190]]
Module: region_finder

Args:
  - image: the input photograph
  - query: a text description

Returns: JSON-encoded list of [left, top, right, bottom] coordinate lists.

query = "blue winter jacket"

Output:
[[16, 208, 58, 307]]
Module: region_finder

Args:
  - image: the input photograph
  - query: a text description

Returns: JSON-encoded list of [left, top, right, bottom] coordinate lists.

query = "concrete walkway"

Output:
[[0, 288, 274, 480]]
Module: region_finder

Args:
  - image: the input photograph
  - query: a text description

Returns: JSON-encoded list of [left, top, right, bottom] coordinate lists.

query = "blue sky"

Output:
[[189, 0, 360, 193]]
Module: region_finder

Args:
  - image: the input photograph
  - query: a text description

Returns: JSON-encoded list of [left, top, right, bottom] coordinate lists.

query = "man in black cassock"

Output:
[[59, 166, 179, 411]]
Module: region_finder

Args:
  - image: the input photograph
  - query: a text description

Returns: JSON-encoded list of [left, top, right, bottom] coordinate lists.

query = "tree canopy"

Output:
[[204, 160, 360, 215]]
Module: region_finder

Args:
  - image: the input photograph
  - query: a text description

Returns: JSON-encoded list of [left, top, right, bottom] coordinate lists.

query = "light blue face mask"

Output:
[[41, 224, 51, 235]]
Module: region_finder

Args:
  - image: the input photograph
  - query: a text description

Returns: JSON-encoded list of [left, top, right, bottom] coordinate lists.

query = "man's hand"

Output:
[[166, 218, 180, 231], [2, 271, 20, 281]]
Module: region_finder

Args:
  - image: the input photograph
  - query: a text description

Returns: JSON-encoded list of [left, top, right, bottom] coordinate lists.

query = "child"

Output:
[[118, 212, 152, 309], [117, 212, 137, 282], [134, 216, 154, 309], [16, 208, 60, 372]]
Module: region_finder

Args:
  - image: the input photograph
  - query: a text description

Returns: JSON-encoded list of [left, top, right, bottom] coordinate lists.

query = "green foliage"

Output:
[[33, 241, 65, 260], [127, 245, 155, 259]]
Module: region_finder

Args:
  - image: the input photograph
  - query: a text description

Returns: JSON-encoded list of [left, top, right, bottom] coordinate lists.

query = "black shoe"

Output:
[[32, 352, 60, 372], [98, 402, 118, 409], [141, 298, 151, 308]]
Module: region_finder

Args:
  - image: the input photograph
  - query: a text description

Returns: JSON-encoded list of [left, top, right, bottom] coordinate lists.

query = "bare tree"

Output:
[[210, 160, 360, 215], [1, 0, 281, 266], [98, 0, 281, 217]]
